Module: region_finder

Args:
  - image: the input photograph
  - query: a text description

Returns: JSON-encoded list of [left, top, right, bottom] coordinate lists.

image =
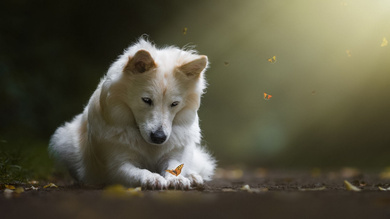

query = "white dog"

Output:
[[49, 38, 216, 189]]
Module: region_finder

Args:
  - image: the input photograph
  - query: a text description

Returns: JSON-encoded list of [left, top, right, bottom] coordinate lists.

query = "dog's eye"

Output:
[[142, 97, 153, 106], [171, 101, 179, 107]]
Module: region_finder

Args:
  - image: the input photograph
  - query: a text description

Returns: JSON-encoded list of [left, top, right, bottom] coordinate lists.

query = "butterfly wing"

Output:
[[267, 56, 276, 63], [175, 164, 184, 176], [264, 93, 272, 100], [166, 164, 184, 176], [166, 169, 177, 176]]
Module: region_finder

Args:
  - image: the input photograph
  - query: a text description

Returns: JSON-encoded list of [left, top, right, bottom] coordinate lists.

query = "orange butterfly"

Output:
[[165, 164, 184, 176], [267, 56, 276, 63], [264, 92, 272, 100]]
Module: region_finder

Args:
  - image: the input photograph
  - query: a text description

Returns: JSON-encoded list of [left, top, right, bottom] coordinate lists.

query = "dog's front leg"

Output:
[[115, 163, 168, 190]]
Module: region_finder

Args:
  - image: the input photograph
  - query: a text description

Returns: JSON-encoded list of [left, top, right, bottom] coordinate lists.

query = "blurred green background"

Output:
[[1, 0, 390, 181]]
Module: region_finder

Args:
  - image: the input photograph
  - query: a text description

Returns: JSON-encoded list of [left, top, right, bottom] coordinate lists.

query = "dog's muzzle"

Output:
[[150, 127, 167, 144]]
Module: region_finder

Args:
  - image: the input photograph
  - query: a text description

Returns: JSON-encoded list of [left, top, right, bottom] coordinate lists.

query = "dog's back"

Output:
[[49, 114, 85, 180]]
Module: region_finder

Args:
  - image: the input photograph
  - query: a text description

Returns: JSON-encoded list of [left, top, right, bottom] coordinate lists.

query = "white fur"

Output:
[[49, 38, 216, 189]]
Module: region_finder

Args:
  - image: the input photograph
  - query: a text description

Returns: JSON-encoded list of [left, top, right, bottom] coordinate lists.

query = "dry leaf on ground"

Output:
[[5, 185, 16, 190], [299, 186, 326, 191], [43, 183, 58, 189], [344, 180, 361, 191]]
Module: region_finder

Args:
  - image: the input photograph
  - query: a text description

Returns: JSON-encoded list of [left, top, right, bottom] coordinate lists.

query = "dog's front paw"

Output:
[[165, 175, 191, 190], [141, 173, 167, 190], [188, 173, 204, 187]]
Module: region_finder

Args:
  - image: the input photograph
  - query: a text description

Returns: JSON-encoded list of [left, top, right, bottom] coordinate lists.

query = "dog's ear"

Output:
[[124, 50, 156, 74], [177, 56, 208, 78]]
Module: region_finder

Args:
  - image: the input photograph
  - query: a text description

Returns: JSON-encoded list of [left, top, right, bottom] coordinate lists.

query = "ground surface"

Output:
[[2, 168, 390, 219]]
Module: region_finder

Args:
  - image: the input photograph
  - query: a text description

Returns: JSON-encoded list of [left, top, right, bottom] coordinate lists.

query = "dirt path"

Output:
[[2, 169, 390, 219]]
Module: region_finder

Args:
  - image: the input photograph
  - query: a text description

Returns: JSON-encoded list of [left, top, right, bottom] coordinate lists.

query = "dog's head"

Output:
[[100, 41, 208, 145]]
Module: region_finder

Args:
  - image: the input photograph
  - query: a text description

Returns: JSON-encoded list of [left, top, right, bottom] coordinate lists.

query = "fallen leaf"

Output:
[[241, 184, 251, 191], [28, 180, 39, 185], [104, 185, 144, 198], [4, 189, 13, 199], [381, 37, 388, 47], [25, 186, 38, 191], [15, 187, 24, 194], [378, 186, 390, 191], [104, 184, 128, 197], [240, 184, 268, 193], [221, 188, 236, 192], [127, 187, 143, 197], [5, 185, 15, 190], [299, 186, 326, 191], [43, 183, 58, 189], [344, 180, 361, 191], [127, 187, 142, 192]]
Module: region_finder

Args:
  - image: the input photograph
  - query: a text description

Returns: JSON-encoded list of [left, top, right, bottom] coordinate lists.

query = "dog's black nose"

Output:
[[150, 128, 167, 144]]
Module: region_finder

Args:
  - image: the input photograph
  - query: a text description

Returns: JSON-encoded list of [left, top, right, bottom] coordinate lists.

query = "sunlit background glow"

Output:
[[156, 0, 390, 167]]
